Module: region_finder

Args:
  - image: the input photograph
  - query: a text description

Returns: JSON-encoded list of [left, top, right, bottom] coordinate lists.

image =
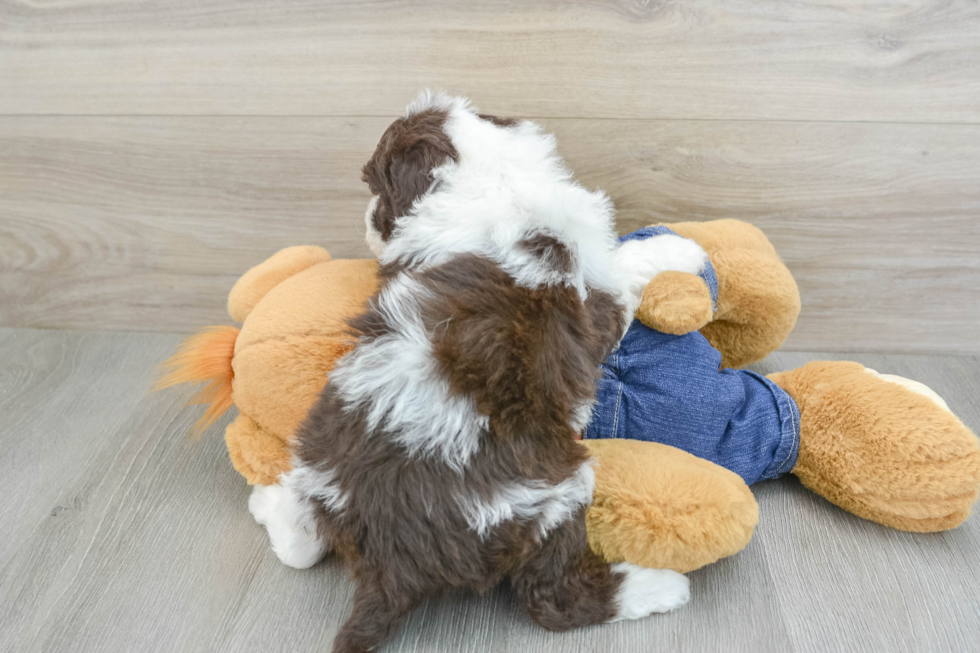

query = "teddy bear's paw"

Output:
[[249, 483, 328, 569], [609, 563, 690, 621]]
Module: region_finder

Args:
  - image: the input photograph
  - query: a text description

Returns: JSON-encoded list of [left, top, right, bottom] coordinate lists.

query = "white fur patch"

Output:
[[406, 89, 472, 117], [571, 399, 596, 434], [615, 234, 710, 327], [379, 91, 623, 302], [285, 462, 350, 513], [456, 461, 596, 540], [610, 562, 691, 620], [248, 480, 329, 569], [329, 275, 488, 471], [363, 195, 385, 257]]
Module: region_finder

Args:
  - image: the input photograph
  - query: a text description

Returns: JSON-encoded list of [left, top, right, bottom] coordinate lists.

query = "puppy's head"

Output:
[[361, 92, 521, 257]]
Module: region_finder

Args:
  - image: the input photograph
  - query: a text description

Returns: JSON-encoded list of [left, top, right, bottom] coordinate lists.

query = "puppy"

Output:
[[250, 93, 706, 652]]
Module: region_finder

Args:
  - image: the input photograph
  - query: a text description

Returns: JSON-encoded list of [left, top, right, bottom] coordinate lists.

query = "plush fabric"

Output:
[[636, 271, 714, 336], [586, 226, 800, 486], [155, 326, 239, 432], [228, 246, 334, 323], [228, 255, 379, 484]]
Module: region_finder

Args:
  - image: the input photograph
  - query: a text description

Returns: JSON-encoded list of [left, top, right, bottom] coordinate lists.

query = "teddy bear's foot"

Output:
[[769, 361, 980, 532]]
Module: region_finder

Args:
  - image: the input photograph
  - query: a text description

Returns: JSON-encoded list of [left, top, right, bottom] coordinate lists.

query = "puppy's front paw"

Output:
[[610, 562, 691, 621], [248, 483, 327, 569]]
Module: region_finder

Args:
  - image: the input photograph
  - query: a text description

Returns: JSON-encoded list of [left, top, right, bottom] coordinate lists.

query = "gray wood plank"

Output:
[[2, 0, 979, 122], [748, 352, 980, 653], [2, 117, 978, 354], [2, 328, 978, 652]]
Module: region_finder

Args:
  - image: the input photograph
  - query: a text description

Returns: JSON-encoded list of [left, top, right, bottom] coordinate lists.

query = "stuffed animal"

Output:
[[159, 219, 980, 572]]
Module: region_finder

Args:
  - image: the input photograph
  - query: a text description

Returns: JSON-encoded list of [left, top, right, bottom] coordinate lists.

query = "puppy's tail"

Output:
[[155, 326, 240, 434]]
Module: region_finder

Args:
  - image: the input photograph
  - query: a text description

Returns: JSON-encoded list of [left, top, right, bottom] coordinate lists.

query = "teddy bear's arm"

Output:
[[635, 221, 801, 368], [227, 246, 332, 322]]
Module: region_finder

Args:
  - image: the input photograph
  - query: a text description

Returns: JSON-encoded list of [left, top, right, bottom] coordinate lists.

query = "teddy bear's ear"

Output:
[[228, 246, 332, 323], [635, 271, 714, 336]]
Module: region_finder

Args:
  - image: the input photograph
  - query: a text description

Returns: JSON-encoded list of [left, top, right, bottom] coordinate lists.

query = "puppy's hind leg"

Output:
[[332, 572, 426, 653], [512, 515, 689, 631]]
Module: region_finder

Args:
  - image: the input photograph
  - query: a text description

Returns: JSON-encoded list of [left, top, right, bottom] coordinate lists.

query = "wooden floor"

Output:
[[1, 327, 978, 653]]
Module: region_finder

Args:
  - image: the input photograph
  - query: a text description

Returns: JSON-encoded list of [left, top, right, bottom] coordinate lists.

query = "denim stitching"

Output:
[[776, 395, 800, 474], [770, 380, 800, 476], [609, 351, 623, 438]]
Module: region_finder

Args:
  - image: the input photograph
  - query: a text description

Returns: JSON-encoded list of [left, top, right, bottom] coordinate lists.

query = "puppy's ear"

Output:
[[387, 138, 451, 218], [362, 109, 458, 240]]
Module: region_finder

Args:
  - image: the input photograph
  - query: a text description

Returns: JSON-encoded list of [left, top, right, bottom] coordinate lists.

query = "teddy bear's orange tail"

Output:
[[155, 326, 240, 434]]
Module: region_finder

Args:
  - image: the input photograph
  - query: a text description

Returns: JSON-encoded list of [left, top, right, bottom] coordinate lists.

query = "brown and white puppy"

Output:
[[249, 92, 696, 653]]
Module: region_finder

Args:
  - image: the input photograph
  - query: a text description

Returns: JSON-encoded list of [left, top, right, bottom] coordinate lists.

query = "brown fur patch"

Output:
[[420, 255, 620, 474], [518, 232, 575, 275], [360, 109, 458, 242], [479, 113, 519, 127], [511, 507, 622, 630]]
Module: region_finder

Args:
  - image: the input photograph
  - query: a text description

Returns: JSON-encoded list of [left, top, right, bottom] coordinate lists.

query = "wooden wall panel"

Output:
[[1, 0, 979, 122]]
